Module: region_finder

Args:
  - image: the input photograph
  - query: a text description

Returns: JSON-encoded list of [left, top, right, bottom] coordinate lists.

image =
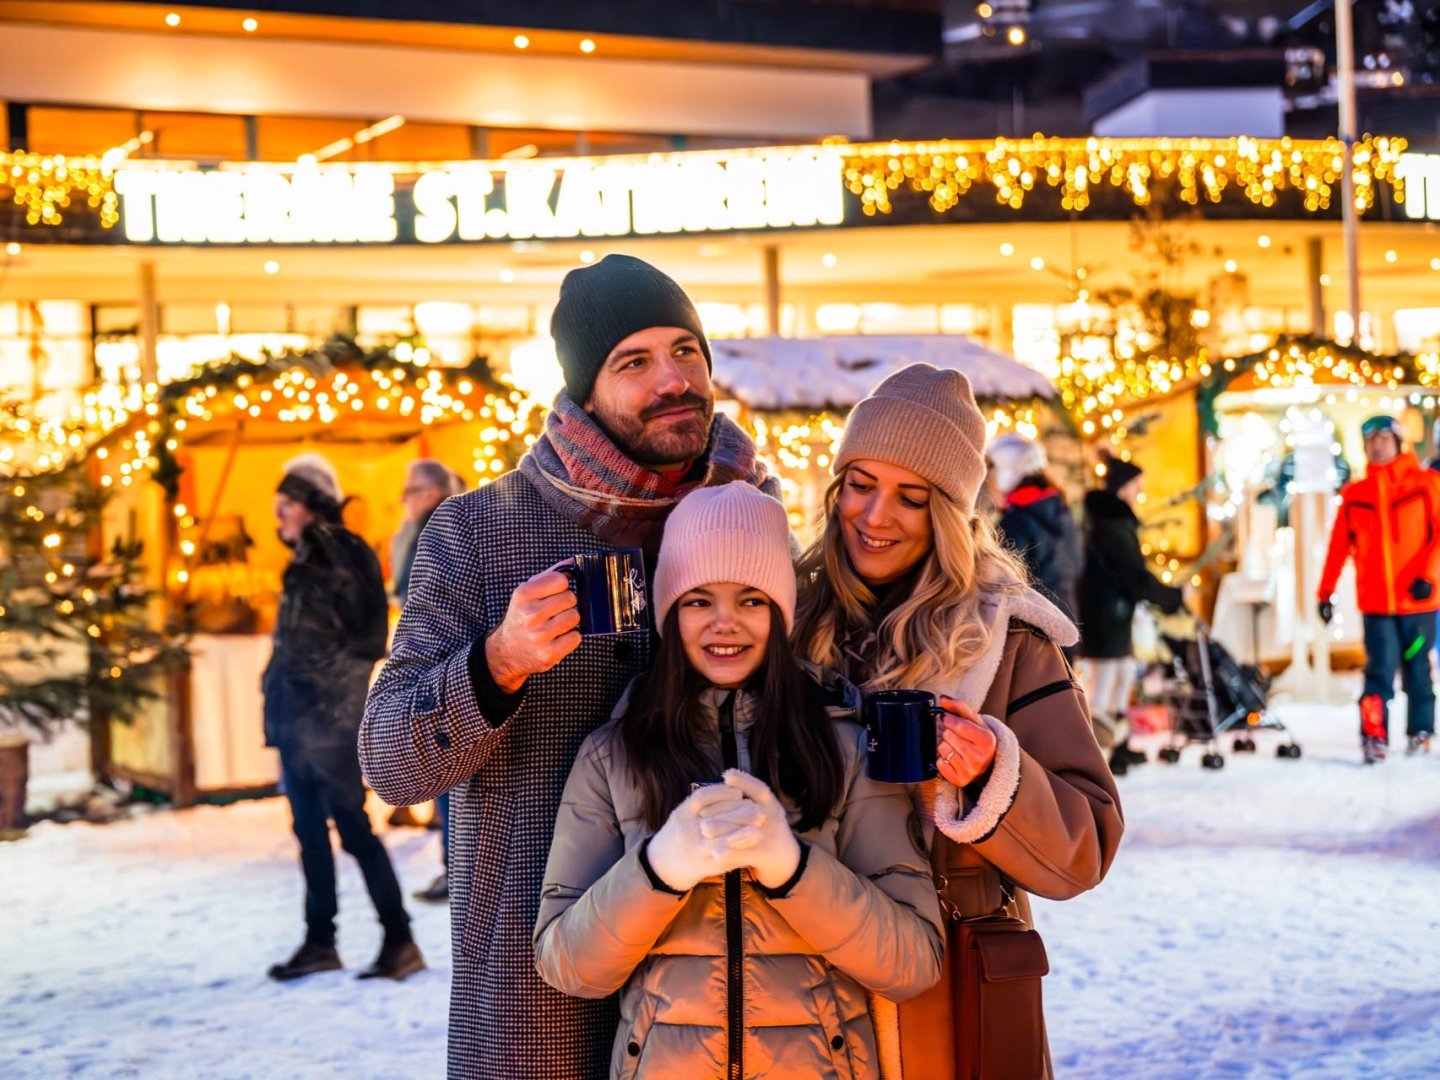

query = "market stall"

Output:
[[1054, 333, 1440, 689], [1200, 338, 1438, 681], [87, 340, 542, 804], [709, 334, 1072, 538]]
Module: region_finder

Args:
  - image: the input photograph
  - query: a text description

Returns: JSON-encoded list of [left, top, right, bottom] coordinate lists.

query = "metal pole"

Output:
[[1336, 0, 1362, 345]]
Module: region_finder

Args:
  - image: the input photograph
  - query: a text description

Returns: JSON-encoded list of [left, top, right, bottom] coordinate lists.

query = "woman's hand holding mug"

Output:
[[935, 695, 997, 788]]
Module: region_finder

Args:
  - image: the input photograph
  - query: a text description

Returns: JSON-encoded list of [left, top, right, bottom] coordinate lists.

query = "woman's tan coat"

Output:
[[874, 588, 1125, 1079], [534, 680, 945, 1080]]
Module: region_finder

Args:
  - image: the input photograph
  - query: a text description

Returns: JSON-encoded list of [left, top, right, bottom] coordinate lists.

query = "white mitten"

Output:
[[646, 783, 744, 892], [708, 769, 801, 889]]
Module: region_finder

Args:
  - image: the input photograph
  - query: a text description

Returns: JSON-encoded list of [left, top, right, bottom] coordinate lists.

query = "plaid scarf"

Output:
[[519, 392, 779, 557]]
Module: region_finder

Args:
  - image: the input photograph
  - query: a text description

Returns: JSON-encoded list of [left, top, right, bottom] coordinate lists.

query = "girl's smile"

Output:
[[677, 584, 772, 688]]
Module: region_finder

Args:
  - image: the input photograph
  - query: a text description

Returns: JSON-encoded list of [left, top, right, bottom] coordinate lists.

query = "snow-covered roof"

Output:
[[709, 335, 1055, 412]]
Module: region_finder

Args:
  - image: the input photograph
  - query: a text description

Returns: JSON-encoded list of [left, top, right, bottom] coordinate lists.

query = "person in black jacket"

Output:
[[989, 434, 1082, 634], [1079, 458, 1185, 775], [263, 453, 423, 983]]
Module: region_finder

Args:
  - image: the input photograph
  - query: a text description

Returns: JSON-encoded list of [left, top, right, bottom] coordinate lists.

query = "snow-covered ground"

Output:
[[4, 685, 1439, 1079]]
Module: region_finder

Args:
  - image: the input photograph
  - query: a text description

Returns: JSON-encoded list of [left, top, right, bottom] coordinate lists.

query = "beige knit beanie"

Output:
[[833, 363, 988, 513], [653, 482, 796, 633]]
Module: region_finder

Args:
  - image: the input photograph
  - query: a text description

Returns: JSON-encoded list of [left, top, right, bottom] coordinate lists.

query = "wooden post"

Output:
[[1306, 236, 1326, 338], [138, 261, 160, 385], [762, 245, 781, 336]]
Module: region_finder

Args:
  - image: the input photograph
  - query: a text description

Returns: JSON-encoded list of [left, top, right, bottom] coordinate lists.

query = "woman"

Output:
[[793, 364, 1124, 1079], [534, 482, 944, 1079], [1078, 457, 1184, 775], [987, 433, 1082, 627]]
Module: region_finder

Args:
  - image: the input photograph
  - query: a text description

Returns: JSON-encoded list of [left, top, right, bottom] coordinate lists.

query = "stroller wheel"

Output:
[[1277, 743, 1302, 759], [1201, 753, 1225, 770], [1158, 747, 1182, 764], [1232, 738, 1257, 753]]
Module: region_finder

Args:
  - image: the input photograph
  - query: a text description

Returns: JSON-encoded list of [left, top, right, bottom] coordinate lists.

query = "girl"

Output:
[[534, 481, 944, 1080], [793, 364, 1124, 1079]]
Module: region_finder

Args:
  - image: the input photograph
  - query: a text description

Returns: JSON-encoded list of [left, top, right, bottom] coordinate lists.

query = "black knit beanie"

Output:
[[1104, 458, 1143, 492], [548, 254, 712, 403]]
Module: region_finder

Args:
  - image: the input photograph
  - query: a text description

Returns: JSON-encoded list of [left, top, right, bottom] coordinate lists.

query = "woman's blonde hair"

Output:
[[793, 471, 1029, 691]]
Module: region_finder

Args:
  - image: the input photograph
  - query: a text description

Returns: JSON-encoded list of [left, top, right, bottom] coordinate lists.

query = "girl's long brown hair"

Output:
[[617, 602, 844, 833]]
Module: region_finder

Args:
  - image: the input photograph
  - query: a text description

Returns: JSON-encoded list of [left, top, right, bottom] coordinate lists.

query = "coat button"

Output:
[[831, 1035, 844, 1050], [627, 1041, 640, 1057], [434, 730, 452, 749], [416, 690, 438, 713]]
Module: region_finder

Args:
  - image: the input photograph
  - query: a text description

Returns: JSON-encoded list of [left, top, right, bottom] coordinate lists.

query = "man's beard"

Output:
[[591, 391, 714, 467]]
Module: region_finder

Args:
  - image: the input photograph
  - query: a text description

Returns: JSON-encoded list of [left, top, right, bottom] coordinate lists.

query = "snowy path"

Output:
[[3, 691, 1439, 1079]]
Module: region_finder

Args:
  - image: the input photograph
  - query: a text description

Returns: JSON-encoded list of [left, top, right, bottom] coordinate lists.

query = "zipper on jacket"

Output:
[[719, 691, 744, 1080], [1379, 469, 1397, 612]]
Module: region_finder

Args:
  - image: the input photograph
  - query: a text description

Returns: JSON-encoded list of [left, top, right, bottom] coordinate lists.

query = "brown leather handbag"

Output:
[[941, 881, 1051, 1080]]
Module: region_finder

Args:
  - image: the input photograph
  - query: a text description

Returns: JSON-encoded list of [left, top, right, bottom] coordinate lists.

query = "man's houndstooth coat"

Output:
[[360, 471, 654, 1080]]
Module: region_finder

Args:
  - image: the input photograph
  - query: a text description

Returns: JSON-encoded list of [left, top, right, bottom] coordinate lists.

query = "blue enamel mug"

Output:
[[864, 689, 945, 784], [560, 549, 650, 636]]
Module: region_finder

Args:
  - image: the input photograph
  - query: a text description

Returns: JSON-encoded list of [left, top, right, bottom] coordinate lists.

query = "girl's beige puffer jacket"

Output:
[[533, 675, 945, 1080]]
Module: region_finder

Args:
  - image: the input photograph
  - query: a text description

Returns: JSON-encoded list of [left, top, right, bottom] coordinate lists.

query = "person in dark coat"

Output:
[[988, 433, 1082, 629], [1078, 457, 1184, 775], [263, 453, 423, 983], [392, 459, 465, 606], [359, 254, 784, 1080]]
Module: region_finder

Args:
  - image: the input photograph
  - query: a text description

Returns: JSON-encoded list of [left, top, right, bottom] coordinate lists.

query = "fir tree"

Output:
[[0, 450, 187, 733]]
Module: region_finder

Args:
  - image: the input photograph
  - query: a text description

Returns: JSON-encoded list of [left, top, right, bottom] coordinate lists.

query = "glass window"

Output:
[[367, 122, 471, 162], [490, 128, 579, 159], [27, 107, 136, 157], [140, 111, 247, 160], [586, 131, 675, 156], [256, 116, 358, 162]]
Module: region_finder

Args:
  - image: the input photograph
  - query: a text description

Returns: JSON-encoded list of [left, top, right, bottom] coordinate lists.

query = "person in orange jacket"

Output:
[[1317, 415, 1440, 762]]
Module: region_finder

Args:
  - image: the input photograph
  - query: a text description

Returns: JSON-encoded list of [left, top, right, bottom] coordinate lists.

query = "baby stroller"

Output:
[[1157, 617, 1301, 768]]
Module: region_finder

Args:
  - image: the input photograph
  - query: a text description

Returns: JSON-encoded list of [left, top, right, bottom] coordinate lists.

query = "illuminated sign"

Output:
[[1397, 153, 1440, 221], [113, 151, 846, 245]]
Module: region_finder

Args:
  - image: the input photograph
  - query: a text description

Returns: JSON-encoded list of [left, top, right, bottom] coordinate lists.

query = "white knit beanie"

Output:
[[653, 482, 796, 633], [986, 433, 1047, 497], [282, 452, 343, 503], [833, 363, 989, 514]]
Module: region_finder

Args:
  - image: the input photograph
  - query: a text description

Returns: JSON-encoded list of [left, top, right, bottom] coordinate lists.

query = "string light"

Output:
[[0, 150, 120, 227], [840, 135, 1407, 216]]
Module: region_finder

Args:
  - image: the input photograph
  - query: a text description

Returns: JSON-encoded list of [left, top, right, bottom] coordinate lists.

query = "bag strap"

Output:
[[934, 872, 1016, 922]]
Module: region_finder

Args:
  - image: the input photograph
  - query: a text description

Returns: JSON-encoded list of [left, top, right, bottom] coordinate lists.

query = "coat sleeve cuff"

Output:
[[755, 840, 811, 900], [931, 715, 1022, 845], [638, 837, 688, 897], [467, 637, 526, 730]]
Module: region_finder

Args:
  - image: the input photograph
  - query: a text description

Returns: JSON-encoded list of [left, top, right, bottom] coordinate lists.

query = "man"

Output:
[[388, 458, 465, 899], [360, 254, 781, 1079], [263, 454, 424, 981], [1318, 415, 1440, 762], [392, 459, 465, 606]]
